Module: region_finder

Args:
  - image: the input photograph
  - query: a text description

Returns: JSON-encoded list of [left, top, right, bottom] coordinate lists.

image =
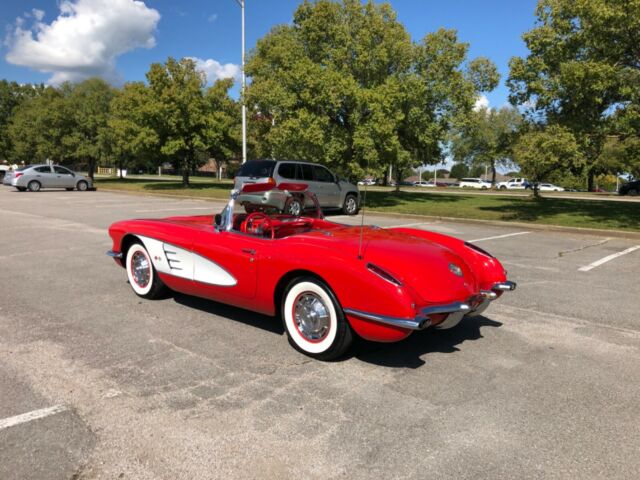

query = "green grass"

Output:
[[96, 176, 233, 200], [96, 177, 639, 232]]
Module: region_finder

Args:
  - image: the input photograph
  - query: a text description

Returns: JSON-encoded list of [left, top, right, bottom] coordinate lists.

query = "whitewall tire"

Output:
[[282, 277, 352, 360], [125, 242, 168, 299]]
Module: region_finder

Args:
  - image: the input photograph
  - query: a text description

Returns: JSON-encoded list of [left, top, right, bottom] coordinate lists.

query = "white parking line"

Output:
[[578, 245, 640, 272], [468, 231, 531, 243], [134, 207, 213, 213], [0, 405, 68, 431], [389, 222, 431, 228]]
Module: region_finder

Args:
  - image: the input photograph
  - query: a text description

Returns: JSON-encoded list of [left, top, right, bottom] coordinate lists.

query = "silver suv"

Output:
[[233, 160, 360, 215]]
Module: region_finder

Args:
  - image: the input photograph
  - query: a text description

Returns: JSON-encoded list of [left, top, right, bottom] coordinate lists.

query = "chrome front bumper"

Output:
[[106, 250, 123, 259], [344, 280, 516, 331]]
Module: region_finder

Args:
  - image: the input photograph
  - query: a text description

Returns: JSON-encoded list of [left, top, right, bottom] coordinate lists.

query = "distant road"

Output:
[[97, 174, 639, 202], [369, 186, 640, 202]]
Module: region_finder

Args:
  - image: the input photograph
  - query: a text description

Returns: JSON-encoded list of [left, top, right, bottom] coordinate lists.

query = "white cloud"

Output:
[[473, 94, 490, 112], [207, 14, 218, 23], [189, 57, 240, 84], [5, 0, 160, 85], [31, 9, 45, 21]]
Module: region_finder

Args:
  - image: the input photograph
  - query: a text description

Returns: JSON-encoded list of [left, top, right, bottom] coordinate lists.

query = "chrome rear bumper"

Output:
[[344, 280, 516, 331]]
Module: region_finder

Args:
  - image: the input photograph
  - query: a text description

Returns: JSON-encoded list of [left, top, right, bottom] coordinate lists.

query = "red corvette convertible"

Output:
[[107, 183, 515, 360]]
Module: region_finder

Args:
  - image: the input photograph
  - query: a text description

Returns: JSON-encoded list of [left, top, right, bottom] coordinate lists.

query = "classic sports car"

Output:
[[107, 183, 515, 360]]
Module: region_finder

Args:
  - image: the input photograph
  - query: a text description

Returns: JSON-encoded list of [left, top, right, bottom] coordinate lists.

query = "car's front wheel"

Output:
[[629, 189, 639, 196], [125, 242, 169, 299], [27, 180, 41, 192], [282, 277, 353, 360], [76, 180, 88, 191], [342, 193, 359, 215]]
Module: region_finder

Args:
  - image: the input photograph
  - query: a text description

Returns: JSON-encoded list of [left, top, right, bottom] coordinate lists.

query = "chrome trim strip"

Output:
[[480, 290, 498, 299], [421, 302, 471, 316], [344, 302, 471, 331], [343, 308, 429, 330], [106, 250, 123, 259], [493, 281, 517, 291]]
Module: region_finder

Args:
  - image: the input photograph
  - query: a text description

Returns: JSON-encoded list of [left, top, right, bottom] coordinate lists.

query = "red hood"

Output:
[[304, 226, 478, 303]]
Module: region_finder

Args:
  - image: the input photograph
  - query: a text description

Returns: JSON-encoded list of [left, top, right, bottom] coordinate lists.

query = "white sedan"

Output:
[[538, 183, 565, 192], [413, 181, 436, 187]]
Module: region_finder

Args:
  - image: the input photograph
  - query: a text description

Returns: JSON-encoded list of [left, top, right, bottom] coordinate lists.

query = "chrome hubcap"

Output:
[[288, 200, 301, 216], [131, 251, 151, 288], [294, 293, 330, 341], [346, 197, 356, 213]]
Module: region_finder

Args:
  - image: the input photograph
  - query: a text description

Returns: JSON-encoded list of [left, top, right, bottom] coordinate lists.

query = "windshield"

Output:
[[216, 187, 325, 239], [236, 160, 276, 178]]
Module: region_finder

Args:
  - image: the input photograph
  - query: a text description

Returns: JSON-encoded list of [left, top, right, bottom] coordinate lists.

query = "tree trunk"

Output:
[[532, 183, 540, 198], [491, 161, 497, 186], [182, 159, 190, 187], [88, 158, 95, 181], [587, 171, 595, 192]]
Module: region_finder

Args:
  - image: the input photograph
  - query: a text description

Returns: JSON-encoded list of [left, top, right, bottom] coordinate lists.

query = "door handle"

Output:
[[242, 248, 256, 255]]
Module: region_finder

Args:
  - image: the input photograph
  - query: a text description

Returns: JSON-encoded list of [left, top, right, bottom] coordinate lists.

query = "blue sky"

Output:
[[0, 0, 538, 108]]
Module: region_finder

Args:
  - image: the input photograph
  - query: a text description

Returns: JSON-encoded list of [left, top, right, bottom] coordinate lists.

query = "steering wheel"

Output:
[[241, 212, 274, 239]]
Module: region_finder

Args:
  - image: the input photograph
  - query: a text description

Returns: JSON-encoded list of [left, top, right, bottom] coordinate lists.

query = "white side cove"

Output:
[[137, 235, 237, 287]]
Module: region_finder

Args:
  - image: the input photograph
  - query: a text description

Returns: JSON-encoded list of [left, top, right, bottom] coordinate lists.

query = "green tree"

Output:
[[513, 125, 583, 196], [508, 0, 640, 190], [8, 86, 73, 164], [108, 82, 160, 176], [65, 78, 115, 179], [449, 162, 469, 179], [450, 105, 522, 184], [0, 81, 44, 161], [146, 57, 208, 187], [203, 78, 241, 177], [246, 0, 497, 187]]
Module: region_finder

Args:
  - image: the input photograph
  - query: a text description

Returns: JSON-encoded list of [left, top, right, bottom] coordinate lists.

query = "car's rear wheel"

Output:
[[282, 277, 353, 360], [76, 180, 88, 191], [342, 193, 359, 215], [27, 180, 41, 192], [284, 196, 303, 216], [125, 242, 168, 299], [629, 189, 639, 196]]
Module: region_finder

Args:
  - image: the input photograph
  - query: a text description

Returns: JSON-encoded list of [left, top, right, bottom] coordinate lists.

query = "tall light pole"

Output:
[[235, 0, 247, 163]]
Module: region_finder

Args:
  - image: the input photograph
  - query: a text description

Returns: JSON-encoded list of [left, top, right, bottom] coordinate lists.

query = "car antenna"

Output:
[[357, 176, 368, 260]]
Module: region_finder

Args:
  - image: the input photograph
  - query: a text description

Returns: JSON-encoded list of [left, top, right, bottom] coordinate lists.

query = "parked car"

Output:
[[496, 178, 530, 190], [233, 160, 360, 215], [0, 164, 10, 181], [618, 180, 640, 196], [2, 169, 14, 186], [537, 183, 565, 192], [459, 178, 492, 189], [413, 181, 436, 187], [10, 164, 93, 192], [357, 179, 376, 186], [107, 183, 516, 360]]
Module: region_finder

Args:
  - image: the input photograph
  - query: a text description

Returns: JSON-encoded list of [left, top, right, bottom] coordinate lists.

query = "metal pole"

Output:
[[235, 0, 247, 164]]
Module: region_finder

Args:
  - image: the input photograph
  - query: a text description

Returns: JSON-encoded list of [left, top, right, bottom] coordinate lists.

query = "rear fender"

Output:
[[391, 228, 507, 290]]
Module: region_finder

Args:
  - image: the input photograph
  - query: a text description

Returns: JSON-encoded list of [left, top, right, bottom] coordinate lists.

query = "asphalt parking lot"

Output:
[[1, 186, 639, 479]]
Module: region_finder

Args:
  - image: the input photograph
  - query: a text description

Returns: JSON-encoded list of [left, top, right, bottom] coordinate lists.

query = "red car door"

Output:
[[192, 229, 263, 300]]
